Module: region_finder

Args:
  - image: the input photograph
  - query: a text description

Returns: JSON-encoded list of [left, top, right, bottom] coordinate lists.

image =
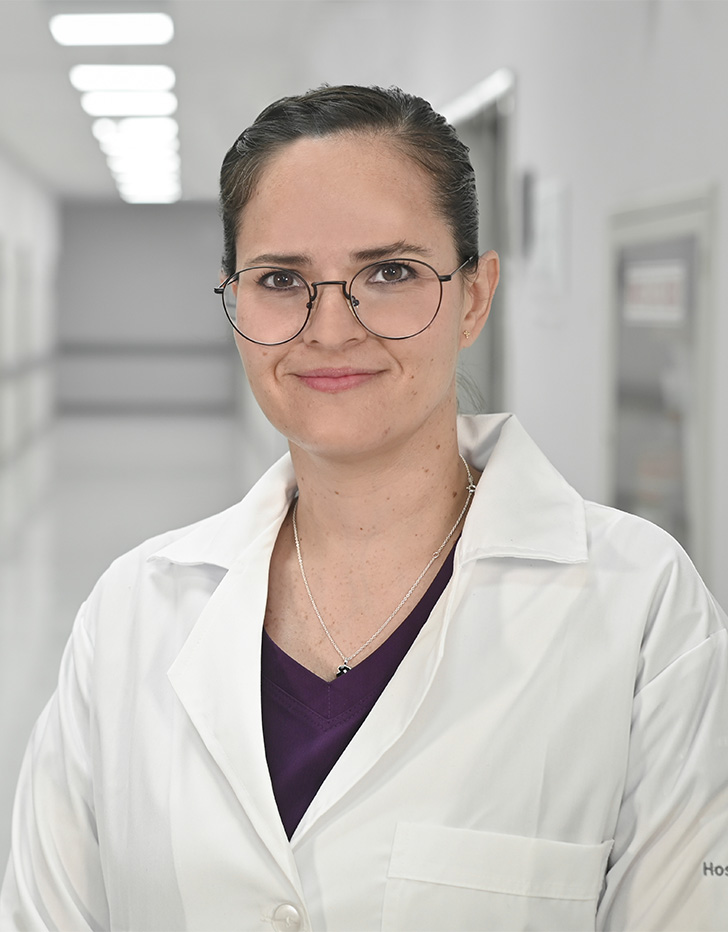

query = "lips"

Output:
[[295, 367, 380, 393]]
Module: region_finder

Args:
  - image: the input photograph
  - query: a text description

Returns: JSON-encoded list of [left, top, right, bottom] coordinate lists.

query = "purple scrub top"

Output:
[[261, 543, 458, 838]]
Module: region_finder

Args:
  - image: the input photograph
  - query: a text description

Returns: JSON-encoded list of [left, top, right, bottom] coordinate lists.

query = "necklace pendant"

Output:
[[336, 663, 352, 677]]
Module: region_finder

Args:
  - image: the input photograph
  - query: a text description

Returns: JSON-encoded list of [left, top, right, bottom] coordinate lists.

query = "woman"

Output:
[[2, 85, 727, 932]]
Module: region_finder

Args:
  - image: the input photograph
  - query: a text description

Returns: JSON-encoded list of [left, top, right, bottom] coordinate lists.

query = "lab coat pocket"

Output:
[[382, 823, 612, 932]]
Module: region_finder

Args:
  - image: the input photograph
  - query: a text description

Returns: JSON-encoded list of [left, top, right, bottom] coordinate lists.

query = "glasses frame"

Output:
[[214, 255, 476, 345]]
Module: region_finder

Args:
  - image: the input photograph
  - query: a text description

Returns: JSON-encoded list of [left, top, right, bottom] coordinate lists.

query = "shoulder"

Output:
[[88, 502, 240, 593], [583, 500, 726, 689], [89, 449, 296, 595], [583, 498, 710, 600], [75, 506, 236, 653], [584, 498, 690, 570], [79, 452, 295, 644]]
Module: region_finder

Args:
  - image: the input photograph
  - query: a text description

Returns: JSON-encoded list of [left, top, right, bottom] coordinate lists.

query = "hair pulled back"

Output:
[[219, 84, 479, 277]]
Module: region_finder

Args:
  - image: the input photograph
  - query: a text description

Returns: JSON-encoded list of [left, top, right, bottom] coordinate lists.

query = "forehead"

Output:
[[259, 132, 434, 197], [236, 133, 450, 263]]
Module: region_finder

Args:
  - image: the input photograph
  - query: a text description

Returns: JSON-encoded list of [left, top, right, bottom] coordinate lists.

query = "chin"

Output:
[[286, 423, 391, 463]]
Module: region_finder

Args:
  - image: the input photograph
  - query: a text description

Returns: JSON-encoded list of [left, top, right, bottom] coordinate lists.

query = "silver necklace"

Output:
[[292, 455, 477, 678]]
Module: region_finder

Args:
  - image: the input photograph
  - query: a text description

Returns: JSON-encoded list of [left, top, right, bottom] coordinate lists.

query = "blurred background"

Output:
[[1, 0, 728, 865]]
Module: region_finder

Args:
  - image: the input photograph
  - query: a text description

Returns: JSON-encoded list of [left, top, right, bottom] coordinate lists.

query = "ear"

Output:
[[459, 250, 499, 349]]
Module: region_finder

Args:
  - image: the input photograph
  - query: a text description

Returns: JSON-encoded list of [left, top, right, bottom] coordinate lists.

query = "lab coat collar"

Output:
[[457, 414, 588, 565], [149, 452, 297, 570], [150, 413, 587, 571]]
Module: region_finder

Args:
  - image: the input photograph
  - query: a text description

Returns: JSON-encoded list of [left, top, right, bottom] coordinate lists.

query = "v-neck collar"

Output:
[[260, 540, 459, 717]]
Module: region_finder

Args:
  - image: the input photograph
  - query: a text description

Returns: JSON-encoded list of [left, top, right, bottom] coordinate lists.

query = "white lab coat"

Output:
[[2, 414, 727, 932]]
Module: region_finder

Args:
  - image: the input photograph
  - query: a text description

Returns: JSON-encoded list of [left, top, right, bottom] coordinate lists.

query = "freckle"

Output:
[[436, 444, 441, 450]]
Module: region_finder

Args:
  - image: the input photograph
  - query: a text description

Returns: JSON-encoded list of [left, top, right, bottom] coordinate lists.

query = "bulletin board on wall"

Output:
[[608, 185, 716, 579]]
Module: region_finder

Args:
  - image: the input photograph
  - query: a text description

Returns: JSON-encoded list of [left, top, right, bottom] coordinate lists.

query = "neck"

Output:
[[289, 423, 469, 549]]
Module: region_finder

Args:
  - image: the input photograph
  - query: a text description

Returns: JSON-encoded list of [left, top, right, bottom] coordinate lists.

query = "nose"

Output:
[[303, 280, 364, 344], [306, 280, 359, 311]]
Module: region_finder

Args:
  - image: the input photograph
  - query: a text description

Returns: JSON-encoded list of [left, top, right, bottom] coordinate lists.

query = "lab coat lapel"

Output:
[[292, 577, 454, 844], [167, 515, 300, 885]]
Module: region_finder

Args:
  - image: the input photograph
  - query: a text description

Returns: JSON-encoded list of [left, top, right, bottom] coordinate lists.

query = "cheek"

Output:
[[428, 306, 465, 367], [403, 339, 459, 403], [235, 338, 277, 398], [235, 338, 255, 384]]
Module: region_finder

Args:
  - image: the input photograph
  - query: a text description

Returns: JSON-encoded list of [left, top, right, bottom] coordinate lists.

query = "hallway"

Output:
[[0, 413, 247, 864]]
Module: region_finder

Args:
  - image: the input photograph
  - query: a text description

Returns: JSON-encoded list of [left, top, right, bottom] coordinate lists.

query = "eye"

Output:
[[258, 269, 302, 290], [368, 261, 416, 284]]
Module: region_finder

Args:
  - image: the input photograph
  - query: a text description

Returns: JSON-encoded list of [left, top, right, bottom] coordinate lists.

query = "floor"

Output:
[[0, 415, 253, 868]]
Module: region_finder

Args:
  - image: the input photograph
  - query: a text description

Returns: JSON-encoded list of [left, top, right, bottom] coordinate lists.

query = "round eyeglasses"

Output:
[[214, 256, 475, 345]]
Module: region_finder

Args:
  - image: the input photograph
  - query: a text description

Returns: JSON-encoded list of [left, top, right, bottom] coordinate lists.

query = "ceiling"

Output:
[[0, 0, 482, 202]]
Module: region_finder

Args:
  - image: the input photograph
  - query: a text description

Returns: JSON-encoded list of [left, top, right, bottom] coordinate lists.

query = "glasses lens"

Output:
[[222, 267, 310, 344], [349, 259, 443, 338]]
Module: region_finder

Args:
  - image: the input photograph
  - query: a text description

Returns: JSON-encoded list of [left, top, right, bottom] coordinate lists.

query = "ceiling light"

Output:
[[70, 65, 175, 93], [107, 152, 181, 175], [116, 177, 181, 194], [81, 91, 177, 117], [49, 13, 174, 46], [92, 117, 179, 145], [118, 183, 181, 205], [100, 136, 179, 158], [90, 118, 181, 204], [120, 194, 180, 205]]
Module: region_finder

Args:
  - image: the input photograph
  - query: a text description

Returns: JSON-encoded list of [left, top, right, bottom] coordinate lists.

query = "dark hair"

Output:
[[219, 84, 479, 277]]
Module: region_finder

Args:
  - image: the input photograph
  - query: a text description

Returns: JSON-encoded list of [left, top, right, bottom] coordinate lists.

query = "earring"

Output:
[[463, 330, 471, 340]]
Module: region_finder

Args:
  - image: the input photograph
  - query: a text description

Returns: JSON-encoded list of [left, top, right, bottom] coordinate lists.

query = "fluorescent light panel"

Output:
[[101, 141, 179, 154], [70, 65, 175, 93], [53, 10, 181, 203], [93, 117, 179, 144], [49, 13, 173, 46], [108, 154, 181, 175], [81, 91, 177, 117], [91, 118, 181, 204], [119, 190, 180, 205]]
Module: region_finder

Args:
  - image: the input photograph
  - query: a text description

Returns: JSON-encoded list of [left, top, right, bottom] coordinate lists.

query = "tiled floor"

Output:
[[0, 415, 257, 867]]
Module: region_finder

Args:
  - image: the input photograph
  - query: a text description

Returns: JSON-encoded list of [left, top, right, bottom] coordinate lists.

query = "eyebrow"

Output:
[[350, 241, 434, 263], [245, 251, 313, 267], [245, 241, 434, 269]]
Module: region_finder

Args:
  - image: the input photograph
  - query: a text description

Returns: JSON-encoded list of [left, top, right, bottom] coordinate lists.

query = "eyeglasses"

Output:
[[214, 256, 475, 345]]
